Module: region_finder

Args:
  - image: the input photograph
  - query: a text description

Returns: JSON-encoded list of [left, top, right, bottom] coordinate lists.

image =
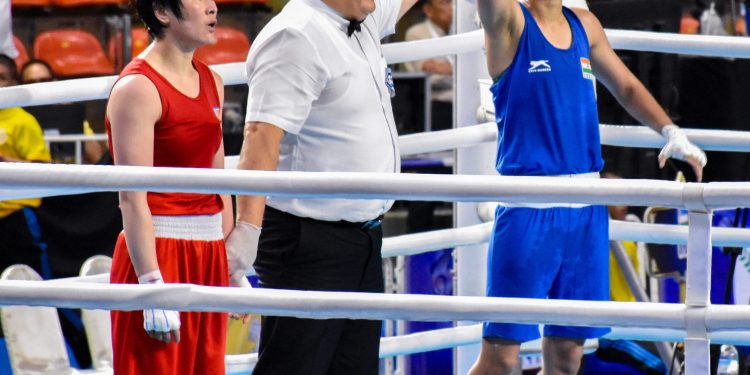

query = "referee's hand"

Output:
[[226, 221, 261, 286]]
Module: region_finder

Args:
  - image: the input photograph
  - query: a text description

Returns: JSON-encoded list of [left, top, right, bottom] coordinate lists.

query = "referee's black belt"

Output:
[[335, 215, 384, 231], [270, 206, 383, 231], [359, 216, 383, 231]]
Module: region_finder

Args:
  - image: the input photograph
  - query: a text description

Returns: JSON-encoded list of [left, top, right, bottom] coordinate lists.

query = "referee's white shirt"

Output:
[[245, 0, 401, 223]]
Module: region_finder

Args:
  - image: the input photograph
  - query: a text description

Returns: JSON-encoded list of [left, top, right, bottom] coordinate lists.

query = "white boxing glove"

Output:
[[658, 124, 707, 168], [138, 270, 181, 336], [225, 221, 261, 287]]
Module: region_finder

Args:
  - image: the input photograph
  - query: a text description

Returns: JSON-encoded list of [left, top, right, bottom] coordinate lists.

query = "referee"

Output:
[[226, 0, 420, 372]]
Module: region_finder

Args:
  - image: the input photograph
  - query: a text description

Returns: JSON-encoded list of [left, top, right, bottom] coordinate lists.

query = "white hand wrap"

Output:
[[225, 222, 261, 287], [659, 124, 707, 167], [138, 270, 181, 333]]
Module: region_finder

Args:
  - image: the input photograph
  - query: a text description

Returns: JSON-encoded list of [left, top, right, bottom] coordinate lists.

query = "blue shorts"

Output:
[[483, 205, 610, 343]]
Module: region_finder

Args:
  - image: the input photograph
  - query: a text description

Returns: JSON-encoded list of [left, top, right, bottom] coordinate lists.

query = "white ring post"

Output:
[[683, 183, 712, 375], [74, 141, 82, 165], [454, 0, 491, 372]]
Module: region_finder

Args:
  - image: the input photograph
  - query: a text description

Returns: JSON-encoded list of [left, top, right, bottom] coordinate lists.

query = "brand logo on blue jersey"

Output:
[[528, 60, 551, 73]]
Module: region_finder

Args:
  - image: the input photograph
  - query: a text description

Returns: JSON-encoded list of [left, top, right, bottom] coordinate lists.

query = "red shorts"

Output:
[[110, 214, 228, 375]]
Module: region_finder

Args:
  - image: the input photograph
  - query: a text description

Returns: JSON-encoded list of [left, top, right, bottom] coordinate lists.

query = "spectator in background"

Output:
[[20, 59, 54, 84], [20, 59, 106, 164], [404, 0, 453, 131], [0, 54, 53, 277], [680, 3, 700, 34], [700, 1, 729, 35]]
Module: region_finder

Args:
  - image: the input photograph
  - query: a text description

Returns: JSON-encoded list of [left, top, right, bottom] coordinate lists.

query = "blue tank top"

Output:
[[490, 5, 603, 176]]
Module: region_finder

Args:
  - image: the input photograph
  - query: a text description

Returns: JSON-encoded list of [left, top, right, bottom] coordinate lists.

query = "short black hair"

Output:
[[134, 0, 184, 39], [0, 54, 19, 83]]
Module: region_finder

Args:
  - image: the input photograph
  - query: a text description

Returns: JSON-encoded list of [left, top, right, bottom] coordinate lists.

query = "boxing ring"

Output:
[[3, 1, 750, 374]]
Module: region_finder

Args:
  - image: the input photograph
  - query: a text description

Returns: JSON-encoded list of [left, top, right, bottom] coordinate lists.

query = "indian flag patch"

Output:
[[581, 57, 594, 80]]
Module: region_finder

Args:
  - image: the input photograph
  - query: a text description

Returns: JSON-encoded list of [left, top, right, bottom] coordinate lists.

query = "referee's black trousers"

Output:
[[252, 207, 384, 375]]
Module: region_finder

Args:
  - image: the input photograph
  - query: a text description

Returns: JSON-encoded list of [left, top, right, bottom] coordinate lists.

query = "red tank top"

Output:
[[106, 59, 224, 216]]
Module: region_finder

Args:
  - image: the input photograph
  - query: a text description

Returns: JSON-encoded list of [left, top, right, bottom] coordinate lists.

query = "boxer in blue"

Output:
[[468, 1, 707, 374]]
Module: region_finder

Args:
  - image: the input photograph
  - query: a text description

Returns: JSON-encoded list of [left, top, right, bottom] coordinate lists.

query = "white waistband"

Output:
[[499, 172, 600, 209], [152, 213, 223, 241]]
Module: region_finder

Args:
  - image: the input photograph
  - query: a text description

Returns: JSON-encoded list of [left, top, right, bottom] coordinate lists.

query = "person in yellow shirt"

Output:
[[20, 59, 106, 164], [0, 54, 53, 278]]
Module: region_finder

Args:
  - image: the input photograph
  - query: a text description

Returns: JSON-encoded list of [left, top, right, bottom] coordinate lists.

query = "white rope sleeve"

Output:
[[1, 281, 749, 332], [2, 30, 750, 108], [0, 162, 690, 207], [3, 162, 750, 210]]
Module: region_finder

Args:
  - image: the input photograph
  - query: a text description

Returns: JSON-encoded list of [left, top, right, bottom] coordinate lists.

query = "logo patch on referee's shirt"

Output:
[[581, 57, 595, 80]]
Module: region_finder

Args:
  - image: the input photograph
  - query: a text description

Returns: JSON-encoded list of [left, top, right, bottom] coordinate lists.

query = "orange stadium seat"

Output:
[[680, 16, 699, 35], [194, 27, 250, 65], [108, 28, 150, 68], [10, 0, 50, 7], [12, 36, 29, 71], [34, 29, 114, 77]]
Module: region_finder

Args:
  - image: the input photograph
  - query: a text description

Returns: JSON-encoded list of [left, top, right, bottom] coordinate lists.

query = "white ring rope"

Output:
[[606, 29, 750, 59], [0, 75, 119, 108], [224, 353, 257, 373], [36, 122, 750, 172], [3, 29, 750, 108], [1, 281, 748, 332], [599, 125, 750, 153], [396, 123, 750, 156], [382, 223, 492, 258], [376, 324, 750, 357], [221, 123, 750, 169], [382, 29, 750, 64], [383, 28, 750, 63], [7, 162, 750, 211], [47, 218, 750, 283], [0, 163, 693, 208], [384, 219, 750, 258], [5, 162, 750, 210], [383, 29, 485, 64], [43, 134, 109, 143], [611, 220, 750, 247], [379, 325, 482, 358], [25, 122, 750, 171], [378, 324, 603, 357]]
